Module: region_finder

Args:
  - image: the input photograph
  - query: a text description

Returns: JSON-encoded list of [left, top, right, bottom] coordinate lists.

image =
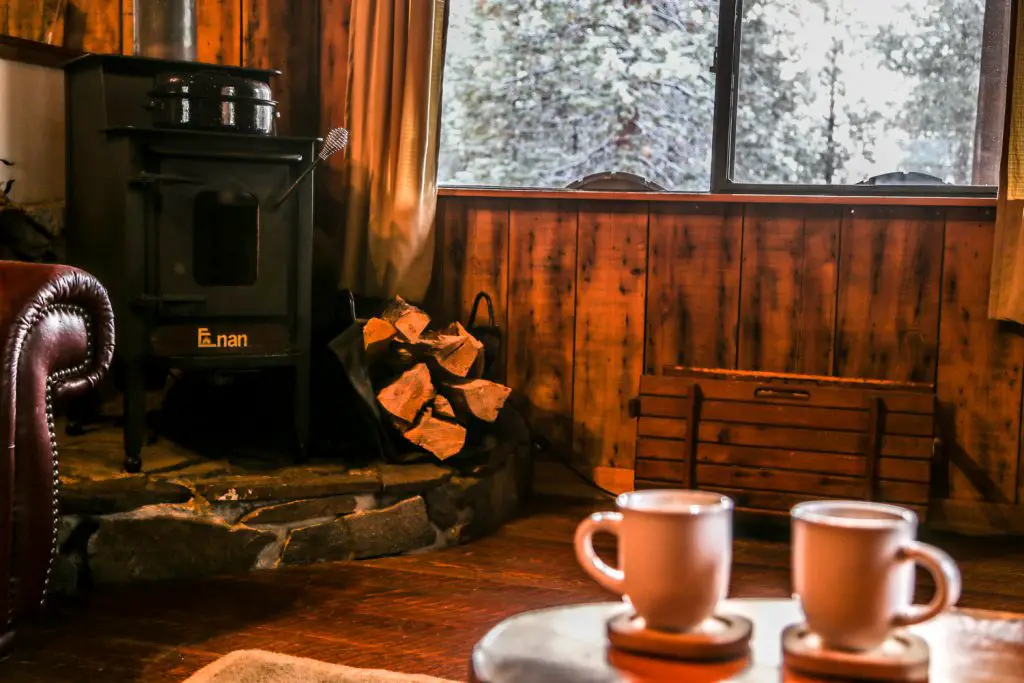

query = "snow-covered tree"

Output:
[[874, 0, 986, 184], [439, 0, 990, 189], [440, 0, 719, 190]]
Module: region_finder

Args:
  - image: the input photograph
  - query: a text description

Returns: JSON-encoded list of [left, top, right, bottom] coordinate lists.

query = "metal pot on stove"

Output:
[[147, 71, 279, 135]]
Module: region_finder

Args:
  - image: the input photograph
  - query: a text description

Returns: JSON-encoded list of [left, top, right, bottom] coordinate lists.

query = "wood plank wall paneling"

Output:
[[243, 0, 320, 135], [506, 201, 577, 454], [738, 204, 840, 375], [835, 206, 945, 383], [645, 203, 742, 373], [938, 207, 1023, 504], [433, 197, 1024, 525], [5, 0, 256, 65], [319, 0, 349, 133], [120, 0, 132, 53], [435, 197, 509, 379], [315, 0, 351, 241], [196, 0, 241, 65], [573, 203, 647, 481], [64, 0, 120, 53], [4, 0, 48, 44]]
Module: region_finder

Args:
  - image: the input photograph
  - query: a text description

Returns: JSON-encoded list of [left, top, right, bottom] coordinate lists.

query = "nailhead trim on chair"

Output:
[[8, 303, 93, 624]]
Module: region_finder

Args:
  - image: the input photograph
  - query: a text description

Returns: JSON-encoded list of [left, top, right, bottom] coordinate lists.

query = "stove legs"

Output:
[[294, 356, 310, 463], [118, 352, 311, 471]]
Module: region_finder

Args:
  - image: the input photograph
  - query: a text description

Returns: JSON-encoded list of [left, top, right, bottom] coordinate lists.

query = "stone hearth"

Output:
[[52, 421, 531, 593]]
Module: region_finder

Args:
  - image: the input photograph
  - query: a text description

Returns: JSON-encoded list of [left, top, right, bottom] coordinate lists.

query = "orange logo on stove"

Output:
[[197, 327, 249, 349]]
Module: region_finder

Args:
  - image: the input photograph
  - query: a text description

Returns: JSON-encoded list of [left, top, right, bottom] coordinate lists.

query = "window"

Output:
[[439, 0, 1011, 194]]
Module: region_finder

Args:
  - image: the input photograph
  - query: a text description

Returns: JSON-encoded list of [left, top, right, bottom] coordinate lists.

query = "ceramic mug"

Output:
[[791, 500, 962, 651], [574, 489, 734, 633]]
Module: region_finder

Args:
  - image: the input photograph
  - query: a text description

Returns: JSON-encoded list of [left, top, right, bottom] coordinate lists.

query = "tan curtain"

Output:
[[991, 0, 1024, 320], [336, 0, 448, 302]]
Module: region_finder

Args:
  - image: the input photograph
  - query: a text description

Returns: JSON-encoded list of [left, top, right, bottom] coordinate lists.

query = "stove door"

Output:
[[151, 152, 298, 319]]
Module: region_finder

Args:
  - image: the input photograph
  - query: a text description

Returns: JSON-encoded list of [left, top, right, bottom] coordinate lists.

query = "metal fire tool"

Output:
[[272, 127, 349, 208]]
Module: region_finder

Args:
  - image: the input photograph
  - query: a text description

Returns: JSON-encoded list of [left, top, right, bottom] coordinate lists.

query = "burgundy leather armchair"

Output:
[[0, 262, 114, 655]]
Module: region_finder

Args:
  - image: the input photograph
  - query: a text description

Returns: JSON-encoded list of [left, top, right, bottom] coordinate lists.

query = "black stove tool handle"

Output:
[[128, 172, 205, 186], [129, 294, 207, 309], [147, 147, 304, 164]]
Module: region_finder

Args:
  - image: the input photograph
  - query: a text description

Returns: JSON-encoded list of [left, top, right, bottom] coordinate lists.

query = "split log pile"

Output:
[[365, 297, 511, 461]]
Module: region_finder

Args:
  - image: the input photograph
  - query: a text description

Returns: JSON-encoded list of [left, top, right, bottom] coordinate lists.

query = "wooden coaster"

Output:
[[607, 612, 753, 662], [782, 623, 930, 682]]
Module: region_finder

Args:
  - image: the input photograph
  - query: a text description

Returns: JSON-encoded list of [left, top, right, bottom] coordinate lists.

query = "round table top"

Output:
[[470, 598, 1024, 683]]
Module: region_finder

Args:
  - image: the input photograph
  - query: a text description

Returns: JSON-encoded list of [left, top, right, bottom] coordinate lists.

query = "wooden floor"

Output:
[[1, 499, 1022, 682]]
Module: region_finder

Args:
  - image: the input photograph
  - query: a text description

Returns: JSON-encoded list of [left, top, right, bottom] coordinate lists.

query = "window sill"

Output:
[[437, 186, 998, 208]]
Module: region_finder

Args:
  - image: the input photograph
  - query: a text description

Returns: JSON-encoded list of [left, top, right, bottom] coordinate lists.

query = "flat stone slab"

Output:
[[240, 495, 364, 525], [52, 417, 529, 586], [88, 505, 276, 583], [60, 477, 193, 515], [346, 496, 436, 559], [192, 468, 381, 502], [380, 462, 452, 496], [283, 496, 435, 565]]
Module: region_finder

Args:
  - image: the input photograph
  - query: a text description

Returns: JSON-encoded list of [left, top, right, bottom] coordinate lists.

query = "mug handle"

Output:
[[891, 541, 962, 627], [574, 511, 625, 595]]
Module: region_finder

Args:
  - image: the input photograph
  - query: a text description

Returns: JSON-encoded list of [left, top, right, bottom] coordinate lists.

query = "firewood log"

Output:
[[433, 395, 457, 420], [425, 322, 483, 378], [363, 317, 397, 362], [380, 296, 431, 343], [383, 322, 484, 379], [376, 363, 435, 428], [442, 379, 512, 423], [404, 407, 466, 460]]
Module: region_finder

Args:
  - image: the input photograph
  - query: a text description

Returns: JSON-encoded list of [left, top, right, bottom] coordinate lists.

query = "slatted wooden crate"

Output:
[[633, 368, 937, 520]]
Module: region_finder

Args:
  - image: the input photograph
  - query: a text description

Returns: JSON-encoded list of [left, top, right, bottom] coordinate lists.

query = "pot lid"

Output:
[[152, 70, 272, 100]]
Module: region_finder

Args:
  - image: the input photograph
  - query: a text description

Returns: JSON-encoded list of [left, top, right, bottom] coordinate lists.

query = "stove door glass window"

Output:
[[193, 189, 260, 286]]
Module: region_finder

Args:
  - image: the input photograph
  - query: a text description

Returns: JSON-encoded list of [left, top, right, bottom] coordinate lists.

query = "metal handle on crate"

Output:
[[753, 387, 811, 401]]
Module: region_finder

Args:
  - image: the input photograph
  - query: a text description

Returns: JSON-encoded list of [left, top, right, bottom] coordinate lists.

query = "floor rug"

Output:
[[183, 649, 458, 683]]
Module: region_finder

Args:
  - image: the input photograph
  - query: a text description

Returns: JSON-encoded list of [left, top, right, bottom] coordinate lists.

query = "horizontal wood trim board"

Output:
[[437, 187, 997, 208], [635, 442, 930, 483], [635, 456, 928, 487], [663, 366, 938, 390], [698, 464, 928, 504], [636, 418, 932, 459], [638, 376, 935, 414], [637, 396, 932, 435], [927, 499, 1024, 536]]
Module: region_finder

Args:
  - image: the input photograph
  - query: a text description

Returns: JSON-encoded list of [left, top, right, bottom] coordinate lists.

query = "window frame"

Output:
[[437, 0, 1003, 198], [709, 0, 999, 198]]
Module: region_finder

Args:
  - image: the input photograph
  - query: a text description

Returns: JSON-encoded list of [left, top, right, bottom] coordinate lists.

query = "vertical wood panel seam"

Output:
[[502, 200, 512, 383], [932, 209, 949, 390], [638, 201, 652, 471], [733, 204, 747, 369], [795, 206, 809, 371], [830, 207, 848, 377], [236, 0, 244, 65], [570, 202, 581, 466], [641, 202, 653, 377]]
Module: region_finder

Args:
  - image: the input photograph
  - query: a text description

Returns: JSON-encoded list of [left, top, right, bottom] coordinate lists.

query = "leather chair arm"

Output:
[[0, 262, 114, 649]]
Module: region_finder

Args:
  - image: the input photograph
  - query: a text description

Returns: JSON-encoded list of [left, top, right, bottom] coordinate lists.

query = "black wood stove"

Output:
[[64, 55, 318, 472]]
